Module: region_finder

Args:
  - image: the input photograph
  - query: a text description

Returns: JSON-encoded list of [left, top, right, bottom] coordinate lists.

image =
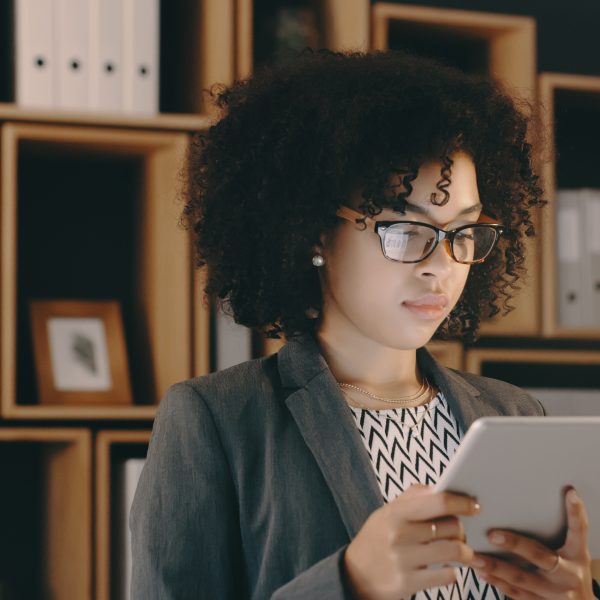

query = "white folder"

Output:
[[55, 0, 91, 110], [90, 0, 123, 112], [583, 189, 600, 327], [123, 0, 160, 115], [116, 458, 146, 600], [15, 0, 56, 108], [215, 309, 253, 371], [556, 189, 586, 328]]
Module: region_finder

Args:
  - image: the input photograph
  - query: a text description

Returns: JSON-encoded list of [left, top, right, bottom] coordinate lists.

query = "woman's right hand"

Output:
[[342, 483, 481, 600]]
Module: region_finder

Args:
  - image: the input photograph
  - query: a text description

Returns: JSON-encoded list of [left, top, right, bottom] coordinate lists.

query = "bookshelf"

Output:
[[0, 428, 92, 599], [538, 73, 600, 338], [96, 430, 151, 600], [0, 121, 210, 421]]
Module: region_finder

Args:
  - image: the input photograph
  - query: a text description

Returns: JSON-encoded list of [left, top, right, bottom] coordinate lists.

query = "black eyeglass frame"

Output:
[[335, 205, 504, 265]]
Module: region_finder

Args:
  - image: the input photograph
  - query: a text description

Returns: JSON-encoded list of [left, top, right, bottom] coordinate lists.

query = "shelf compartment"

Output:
[[539, 73, 600, 338], [0, 1, 229, 118], [0, 427, 92, 600], [1, 122, 209, 419], [235, 0, 370, 78], [371, 3, 540, 337], [95, 430, 151, 600]]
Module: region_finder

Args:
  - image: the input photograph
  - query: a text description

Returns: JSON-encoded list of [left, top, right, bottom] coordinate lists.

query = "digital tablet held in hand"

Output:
[[433, 416, 600, 562]]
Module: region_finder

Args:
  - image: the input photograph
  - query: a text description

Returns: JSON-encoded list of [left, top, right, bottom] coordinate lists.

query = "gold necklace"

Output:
[[337, 376, 428, 406], [343, 385, 438, 433]]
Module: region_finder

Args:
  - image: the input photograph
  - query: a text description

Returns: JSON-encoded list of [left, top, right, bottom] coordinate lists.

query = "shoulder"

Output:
[[445, 368, 546, 416], [158, 352, 282, 418]]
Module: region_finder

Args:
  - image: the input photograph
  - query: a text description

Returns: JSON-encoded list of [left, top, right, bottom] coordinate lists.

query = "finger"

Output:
[[486, 529, 565, 574], [390, 489, 480, 524], [409, 539, 475, 569], [396, 516, 466, 544], [561, 488, 591, 562], [476, 571, 547, 600], [469, 553, 563, 597]]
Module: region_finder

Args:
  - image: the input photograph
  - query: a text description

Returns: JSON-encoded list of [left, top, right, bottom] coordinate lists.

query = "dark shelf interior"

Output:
[[16, 143, 156, 406], [554, 89, 600, 189]]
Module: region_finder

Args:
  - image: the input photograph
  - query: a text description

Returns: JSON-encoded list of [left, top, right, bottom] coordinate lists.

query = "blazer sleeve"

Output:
[[129, 381, 246, 599]]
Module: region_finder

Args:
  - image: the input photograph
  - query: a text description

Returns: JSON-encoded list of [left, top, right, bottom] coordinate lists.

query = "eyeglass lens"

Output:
[[383, 223, 498, 263]]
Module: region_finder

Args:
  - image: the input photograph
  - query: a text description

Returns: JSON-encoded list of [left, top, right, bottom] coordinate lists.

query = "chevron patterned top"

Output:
[[348, 392, 505, 600]]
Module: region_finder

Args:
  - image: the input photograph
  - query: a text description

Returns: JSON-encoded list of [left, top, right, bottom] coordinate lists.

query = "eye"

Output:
[[454, 231, 475, 242]]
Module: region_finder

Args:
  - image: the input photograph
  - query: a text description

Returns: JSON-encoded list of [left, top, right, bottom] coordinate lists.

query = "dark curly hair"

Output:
[[181, 48, 545, 343]]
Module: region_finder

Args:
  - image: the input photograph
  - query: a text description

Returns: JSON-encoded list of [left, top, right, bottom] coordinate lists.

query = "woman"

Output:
[[130, 49, 599, 599]]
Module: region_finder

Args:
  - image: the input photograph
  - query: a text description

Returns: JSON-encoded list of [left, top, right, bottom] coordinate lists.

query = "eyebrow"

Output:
[[402, 202, 483, 217]]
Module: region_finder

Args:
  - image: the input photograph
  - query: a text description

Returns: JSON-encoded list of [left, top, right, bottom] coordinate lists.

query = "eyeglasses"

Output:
[[335, 205, 504, 264]]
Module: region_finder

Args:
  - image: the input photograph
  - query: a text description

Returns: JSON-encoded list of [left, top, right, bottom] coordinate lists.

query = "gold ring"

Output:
[[431, 522, 437, 540], [542, 554, 561, 574]]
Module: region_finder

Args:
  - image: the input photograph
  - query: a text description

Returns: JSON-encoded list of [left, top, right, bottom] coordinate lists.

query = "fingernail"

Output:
[[490, 532, 506, 545], [473, 557, 486, 568], [568, 489, 579, 505], [473, 501, 481, 512]]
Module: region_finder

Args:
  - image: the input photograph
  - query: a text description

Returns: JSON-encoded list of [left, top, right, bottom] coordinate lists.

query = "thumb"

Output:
[[403, 483, 434, 496]]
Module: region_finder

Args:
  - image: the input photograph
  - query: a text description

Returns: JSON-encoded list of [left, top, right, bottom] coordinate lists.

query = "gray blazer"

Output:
[[130, 331, 575, 599]]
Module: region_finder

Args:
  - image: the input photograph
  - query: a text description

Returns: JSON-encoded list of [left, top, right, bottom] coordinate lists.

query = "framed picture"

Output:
[[30, 299, 133, 405]]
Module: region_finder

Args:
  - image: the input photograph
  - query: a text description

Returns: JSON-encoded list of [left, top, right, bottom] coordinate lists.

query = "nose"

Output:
[[415, 238, 454, 280]]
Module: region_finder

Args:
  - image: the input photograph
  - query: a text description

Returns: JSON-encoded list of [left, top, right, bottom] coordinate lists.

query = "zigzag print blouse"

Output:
[[348, 391, 506, 600]]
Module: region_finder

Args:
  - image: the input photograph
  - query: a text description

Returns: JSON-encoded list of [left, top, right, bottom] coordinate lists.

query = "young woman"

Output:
[[130, 49, 599, 599]]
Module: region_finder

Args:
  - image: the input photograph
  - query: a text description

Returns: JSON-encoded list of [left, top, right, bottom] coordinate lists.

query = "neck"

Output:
[[314, 325, 421, 398]]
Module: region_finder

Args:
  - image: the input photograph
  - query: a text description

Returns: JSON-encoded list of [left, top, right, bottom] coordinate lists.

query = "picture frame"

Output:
[[29, 299, 133, 405]]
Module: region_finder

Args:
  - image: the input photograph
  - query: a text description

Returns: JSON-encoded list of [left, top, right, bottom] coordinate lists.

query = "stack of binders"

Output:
[[556, 188, 600, 328], [15, 0, 160, 114]]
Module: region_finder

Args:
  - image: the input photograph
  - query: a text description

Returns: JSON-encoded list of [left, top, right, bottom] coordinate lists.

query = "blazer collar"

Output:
[[277, 331, 485, 539]]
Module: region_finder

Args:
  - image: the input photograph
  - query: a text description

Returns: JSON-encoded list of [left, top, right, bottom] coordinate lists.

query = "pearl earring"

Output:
[[312, 254, 325, 267]]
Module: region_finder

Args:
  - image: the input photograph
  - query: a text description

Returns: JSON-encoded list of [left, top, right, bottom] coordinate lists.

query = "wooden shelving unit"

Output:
[[0, 122, 210, 420], [0, 428, 92, 599], [538, 73, 600, 338], [95, 430, 151, 600]]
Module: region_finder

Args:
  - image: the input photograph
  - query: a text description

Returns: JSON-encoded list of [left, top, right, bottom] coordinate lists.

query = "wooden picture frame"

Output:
[[30, 299, 133, 405]]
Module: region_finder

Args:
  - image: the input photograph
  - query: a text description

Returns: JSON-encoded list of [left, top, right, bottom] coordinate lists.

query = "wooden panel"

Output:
[[0, 102, 211, 131], [465, 347, 600, 375], [322, 0, 370, 52]]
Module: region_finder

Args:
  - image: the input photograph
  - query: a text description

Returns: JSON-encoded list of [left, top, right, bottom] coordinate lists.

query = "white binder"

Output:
[[55, 0, 91, 110], [556, 189, 586, 328], [583, 189, 600, 327], [116, 458, 146, 600], [90, 0, 123, 112], [215, 309, 253, 371], [15, 0, 56, 108], [123, 0, 160, 114]]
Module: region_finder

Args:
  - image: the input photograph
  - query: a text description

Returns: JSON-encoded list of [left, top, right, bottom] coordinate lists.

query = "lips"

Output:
[[402, 294, 449, 321], [403, 294, 449, 309]]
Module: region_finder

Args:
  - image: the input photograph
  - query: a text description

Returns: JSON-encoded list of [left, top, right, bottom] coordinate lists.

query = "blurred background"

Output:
[[0, 1, 599, 598]]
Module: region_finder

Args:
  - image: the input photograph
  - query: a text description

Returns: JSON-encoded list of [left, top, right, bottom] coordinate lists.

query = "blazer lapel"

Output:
[[278, 333, 384, 539]]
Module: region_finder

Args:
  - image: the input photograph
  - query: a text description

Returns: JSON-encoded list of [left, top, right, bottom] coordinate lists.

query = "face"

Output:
[[316, 151, 481, 350]]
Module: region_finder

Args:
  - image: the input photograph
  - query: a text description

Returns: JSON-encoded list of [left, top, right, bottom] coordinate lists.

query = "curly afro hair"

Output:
[[182, 48, 545, 343]]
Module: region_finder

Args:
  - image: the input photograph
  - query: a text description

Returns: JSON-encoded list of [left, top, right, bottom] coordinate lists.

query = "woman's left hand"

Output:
[[467, 487, 595, 599]]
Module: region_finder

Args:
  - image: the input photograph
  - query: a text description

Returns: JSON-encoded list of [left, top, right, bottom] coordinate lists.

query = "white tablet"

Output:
[[432, 416, 600, 563]]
